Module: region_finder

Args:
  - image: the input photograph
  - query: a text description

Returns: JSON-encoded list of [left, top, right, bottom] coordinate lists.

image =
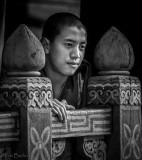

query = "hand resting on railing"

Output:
[[52, 99, 75, 122]]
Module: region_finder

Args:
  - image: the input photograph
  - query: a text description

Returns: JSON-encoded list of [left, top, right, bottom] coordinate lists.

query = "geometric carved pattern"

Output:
[[120, 77, 141, 106], [0, 77, 53, 109], [52, 108, 111, 139], [88, 76, 120, 105], [88, 76, 141, 106], [83, 136, 106, 160], [0, 112, 19, 142]]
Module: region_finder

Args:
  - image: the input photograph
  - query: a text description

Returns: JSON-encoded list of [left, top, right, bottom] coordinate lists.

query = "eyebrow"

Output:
[[64, 39, 87, 44]]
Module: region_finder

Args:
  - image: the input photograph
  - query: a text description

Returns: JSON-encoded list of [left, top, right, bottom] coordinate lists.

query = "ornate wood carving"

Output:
[[0, 76, 112, 159], [88, 76, 141, 106], [52, 108, 111, 138], [0, 77, 52, 109], [52, 139, 66, 159], [0, 77, 53, 159], [121, 105, 141, 160], [88, 75, 142, 160], [83, 136, 106, 160], [29, 109, 52, 160]]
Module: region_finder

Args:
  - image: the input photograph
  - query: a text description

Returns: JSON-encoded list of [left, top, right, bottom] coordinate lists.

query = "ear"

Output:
[[40, 37, 50, 55]]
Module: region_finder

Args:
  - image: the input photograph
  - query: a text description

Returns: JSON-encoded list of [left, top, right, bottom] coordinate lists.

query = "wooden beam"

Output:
[[52, 108, 112, 138]]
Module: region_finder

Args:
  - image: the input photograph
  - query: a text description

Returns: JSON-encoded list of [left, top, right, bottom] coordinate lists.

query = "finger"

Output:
[[49, 99, 53, 108], [61, 99, 67, 105], [54, 99, 67, 112], [52, 107, 58, 115], [61, 99, 75, 110], [66, 105, 75, 110], [53, 99, 67, 120], [53, 100, 67, 122], [52, 102, 63, 121]]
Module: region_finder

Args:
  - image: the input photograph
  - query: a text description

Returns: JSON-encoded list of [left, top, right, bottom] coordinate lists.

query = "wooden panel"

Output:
[[52, 108, 112, 138], [121, 105, 141, 160], [29, 108, 52, 160]]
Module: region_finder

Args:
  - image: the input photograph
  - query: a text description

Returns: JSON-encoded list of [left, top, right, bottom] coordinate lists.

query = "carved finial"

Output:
[[94, 26, 134, 75], [2, 24, 45, 76]]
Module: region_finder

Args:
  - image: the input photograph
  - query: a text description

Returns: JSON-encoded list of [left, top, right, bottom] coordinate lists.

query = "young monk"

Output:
[[40, 12, 91, 160]]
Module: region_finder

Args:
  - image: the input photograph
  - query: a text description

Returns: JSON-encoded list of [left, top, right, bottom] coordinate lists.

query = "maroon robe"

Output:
[[41, 59, 91, 160]]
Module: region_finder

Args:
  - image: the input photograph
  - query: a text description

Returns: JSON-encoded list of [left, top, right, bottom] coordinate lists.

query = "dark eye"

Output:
[[65, 42, 73, 47], [79, 45, 86, 51]]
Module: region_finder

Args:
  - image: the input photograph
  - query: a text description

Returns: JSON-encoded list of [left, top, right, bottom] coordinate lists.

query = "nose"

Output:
[[70, 46, 80, 59]]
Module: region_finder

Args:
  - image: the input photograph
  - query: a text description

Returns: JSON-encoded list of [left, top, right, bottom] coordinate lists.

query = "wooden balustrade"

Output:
[[0, 76, 111, 159]]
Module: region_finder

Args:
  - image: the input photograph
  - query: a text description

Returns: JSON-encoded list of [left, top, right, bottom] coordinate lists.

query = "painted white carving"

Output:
[[30, 127, 50, 160], [52, 109, 111, 138], [123, 124, 140, 159]]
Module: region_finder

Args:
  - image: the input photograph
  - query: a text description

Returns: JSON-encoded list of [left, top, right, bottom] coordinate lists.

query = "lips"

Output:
[[68, 62, 79, 65], [67, 62, 80, 67]]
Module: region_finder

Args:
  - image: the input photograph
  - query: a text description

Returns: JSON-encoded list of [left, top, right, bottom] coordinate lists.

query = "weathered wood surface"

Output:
[[52, 108, 111, 138], [0, 112, 19, 142], [0, 109, 111, 160], [0, 74, 141, 160], [0, 76, 112, 160], [0, 77, 53, 160], [0, 108, 112, 142], [0, 77, 52, 109], [88, 75, 142, 160]]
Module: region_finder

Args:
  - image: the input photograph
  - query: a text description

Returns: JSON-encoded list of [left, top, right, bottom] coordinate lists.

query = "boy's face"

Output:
[[47, 26, 87, 76]]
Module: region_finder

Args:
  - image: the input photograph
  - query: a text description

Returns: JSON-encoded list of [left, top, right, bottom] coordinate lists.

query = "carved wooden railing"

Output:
[[0, 24, 141, 160], [0, 76, 111, 160]]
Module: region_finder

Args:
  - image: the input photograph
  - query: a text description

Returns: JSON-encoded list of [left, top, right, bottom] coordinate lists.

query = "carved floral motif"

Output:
[[123, 124, 140, 159], [30, 127, 50, 160]]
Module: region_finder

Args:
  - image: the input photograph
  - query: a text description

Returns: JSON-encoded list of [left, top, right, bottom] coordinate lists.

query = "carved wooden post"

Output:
[[88, 26, 142, 160], [0, 24, 53, 159]]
